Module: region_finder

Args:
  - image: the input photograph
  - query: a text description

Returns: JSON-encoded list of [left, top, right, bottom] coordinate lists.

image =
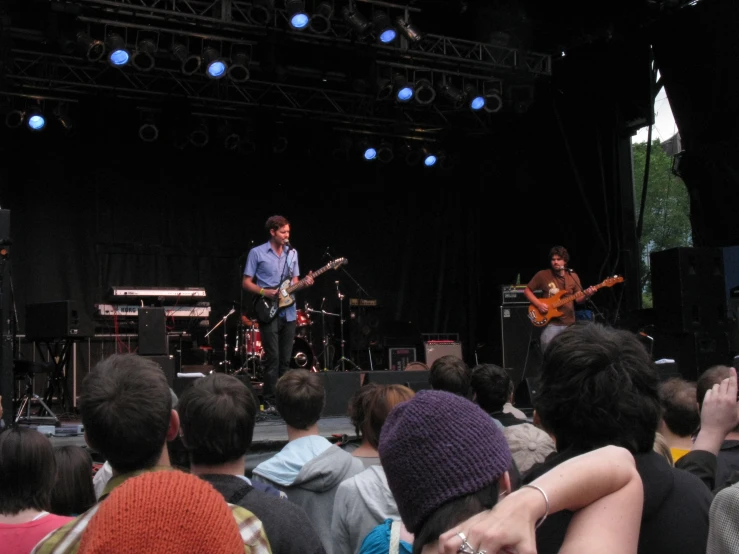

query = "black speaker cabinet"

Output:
[[650, 247, 727, 333], [653, 329, 731, 381], [139, 307, 168, 355], [318, 372, 363, 417], [142, 354, 176, 388], [500, 305, 542, 387], [363, 369, 431, 392], [25, 300, 92, 340]]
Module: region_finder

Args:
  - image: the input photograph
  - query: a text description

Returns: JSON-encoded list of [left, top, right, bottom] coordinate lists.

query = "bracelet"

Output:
[[521, 484, 549, 529], [259, 288, 265, 296]]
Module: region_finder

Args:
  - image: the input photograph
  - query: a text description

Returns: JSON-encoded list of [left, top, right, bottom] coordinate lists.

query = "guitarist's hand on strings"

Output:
[[536, 301, 549, 314], [264, 288, 279, 298], [305, 271, 315, 286], [584, 286, 597, 298]]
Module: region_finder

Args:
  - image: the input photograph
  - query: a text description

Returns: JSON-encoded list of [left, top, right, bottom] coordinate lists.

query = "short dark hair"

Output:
[[178, 374, 258, 465], [429, 356, 471, 397], [535, 323, 661, 454], [80, 354, 172, 474], [276, 370, 325, 429], [659, 378, 700, 438], [549, 245, 570, 263], [470, 364, 512, 414], [50, 446, 96, 516], [0, 427, 56, 515], [265, 215, 290, 232], [349, 384, 415, 449], [697, 365, 733, 410]]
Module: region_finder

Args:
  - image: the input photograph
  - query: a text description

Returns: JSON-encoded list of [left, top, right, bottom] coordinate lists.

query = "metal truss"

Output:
[[51, 0, 551, 77], [2, 49, 495, 132]]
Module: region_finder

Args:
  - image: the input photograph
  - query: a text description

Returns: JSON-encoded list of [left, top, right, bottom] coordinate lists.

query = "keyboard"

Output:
[[95, 304, 211, 318], [107, 287, 207, 299]]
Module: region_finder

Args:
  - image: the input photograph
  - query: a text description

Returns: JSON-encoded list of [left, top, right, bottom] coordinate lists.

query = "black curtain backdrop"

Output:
[[0, 37, 646, 370]]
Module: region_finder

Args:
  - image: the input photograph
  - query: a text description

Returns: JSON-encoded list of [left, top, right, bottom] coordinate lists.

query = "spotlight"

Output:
[[189, 121, 210, 147], [359, 140, 376, 161], [395, 17, 423, 43], [173, 43, 201, 75], [105, 33, 130, 67], [376, 78, 393, 101], [4, 109, 24, 129], [415, 79, 436, 105], [131, 39, 157, 72], [224, 132, 241, 150], [139, 120, 159, 142], [248, 0, 275, 25], [393, 74, 414, 103], [309, 2, 333, 35], [342, 5, 371, 37], [421, 148, 437, 167], [76, 31, 105, 62], [227, 51, 250, 82], [53, 104, 74, 132], [377, 141, 394, 163], [26, 107, 46, 131], [273, 135, 288, 153], [373, 12, 396, 43], [464, 83, 485, 111], [286, 0, 310, 29], [438, 81, 465, 108], [483, 90, 503, 113], [203, 47, 228, 79]]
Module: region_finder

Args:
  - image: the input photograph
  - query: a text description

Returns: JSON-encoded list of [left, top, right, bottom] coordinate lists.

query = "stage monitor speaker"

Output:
[[319, 372, 362, 417], [653, 329, 731, 381], [650, 247, 727, 333], [25, 300, 92, 340], [139, 307, 167, 355], [363, 369, 431, 392], [141, 354, 176, 388], [501, 305, 542, 388], [423, 341, 463, 368]]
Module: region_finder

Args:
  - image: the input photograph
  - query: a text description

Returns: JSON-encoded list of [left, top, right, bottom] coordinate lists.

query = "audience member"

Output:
[[50, 446, 96, 517], [428, 356, 471, 397], [470, 364, 526, 426], [698, 365, 739, 487], [658, 377, 700, 462]]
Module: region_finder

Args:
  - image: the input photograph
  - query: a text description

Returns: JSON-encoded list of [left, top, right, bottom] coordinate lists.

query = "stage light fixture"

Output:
[[415, 79, 436, 105], [227, 51, 251, 82], [395, 17, 423, 43], [131, 39, 157, 72], [376, 78, 393, 101], [422, 148, 437, 167], [438, 81, 465, 108], [5, 109, 24, 129], [359, 140, 376, 161], [273, 135, 288, 153], [309, 2, 334, 34], [400, 143, 423, 166], [373, 12, 396, 43], [341, 5, 371, 36], [76, 31, 105, 62], [26, 107, 46, 131], [189, 121, 210, 147], [173, 43, 201, 75], [464, 83, 485, 111], [105, 33, 130, 67], [203, 47, 228, 79], [286, 0, 310, 29], [248, 0, 275, 25], [139, 120, 159, 142], [224, 132, 241, 150], [393, 74, 414, 103], [483, 90, 503, 113], [53, 104, 74, 132], [377, 141, 394, 163]]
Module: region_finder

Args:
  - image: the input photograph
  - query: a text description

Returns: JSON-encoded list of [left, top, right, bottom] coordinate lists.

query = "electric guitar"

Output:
[[253, 257, 348, 323], [527, 275, 624, 327]]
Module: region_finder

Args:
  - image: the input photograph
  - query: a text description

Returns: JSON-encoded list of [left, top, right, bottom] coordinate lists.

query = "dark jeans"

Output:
[[261, 316, 296, 406]]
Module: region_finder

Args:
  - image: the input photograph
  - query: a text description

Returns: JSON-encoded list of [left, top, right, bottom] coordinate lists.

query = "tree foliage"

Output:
[[633, 138, 692, 307]]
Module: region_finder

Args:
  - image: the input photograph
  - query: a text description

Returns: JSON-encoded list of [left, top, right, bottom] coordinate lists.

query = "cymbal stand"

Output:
[[333, 280, 361, 371], [205, 307, 235, 373], [306, 304, 338, 371]]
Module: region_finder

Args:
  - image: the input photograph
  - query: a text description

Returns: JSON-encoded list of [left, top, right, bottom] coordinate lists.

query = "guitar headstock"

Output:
[[601, 275, 624, 287], [329, 257, 348, 270]]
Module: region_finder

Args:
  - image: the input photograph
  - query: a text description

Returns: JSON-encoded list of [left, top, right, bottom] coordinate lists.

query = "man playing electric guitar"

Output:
[[243, 215, 314, 413], [524, 245, 597, 355]]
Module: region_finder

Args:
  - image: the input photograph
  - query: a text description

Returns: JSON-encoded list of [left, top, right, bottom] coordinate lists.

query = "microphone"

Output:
[[565, 268, 574, 273], [284, 239, 291, 249]]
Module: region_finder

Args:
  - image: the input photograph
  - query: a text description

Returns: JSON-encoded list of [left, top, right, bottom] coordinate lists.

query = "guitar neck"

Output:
[[554, 283, 604, 308], [286, 261, 335, 294]]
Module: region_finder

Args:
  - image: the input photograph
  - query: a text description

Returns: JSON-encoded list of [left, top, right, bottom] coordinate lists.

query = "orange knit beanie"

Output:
[[78, 470, 245, 554]]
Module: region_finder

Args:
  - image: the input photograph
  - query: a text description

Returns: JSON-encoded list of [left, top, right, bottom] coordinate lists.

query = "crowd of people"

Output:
[[2, 322, 739, 553]]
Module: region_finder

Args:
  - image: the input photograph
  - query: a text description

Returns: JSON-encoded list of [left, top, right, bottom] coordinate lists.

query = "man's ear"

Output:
[[166, 409, 180, 442]]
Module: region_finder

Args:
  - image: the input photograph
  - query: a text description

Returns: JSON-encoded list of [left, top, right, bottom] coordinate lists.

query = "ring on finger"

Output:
[[457, 541, 475, 554]]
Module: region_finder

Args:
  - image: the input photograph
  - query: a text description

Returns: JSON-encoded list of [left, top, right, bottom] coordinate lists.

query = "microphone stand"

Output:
[[565, 269, 605, 322], [333, 279, 361, 372], [205, 307, 235, 373]]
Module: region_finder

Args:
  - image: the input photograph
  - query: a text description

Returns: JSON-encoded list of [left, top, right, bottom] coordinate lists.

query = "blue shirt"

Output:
[[244, 241, 300, 321]]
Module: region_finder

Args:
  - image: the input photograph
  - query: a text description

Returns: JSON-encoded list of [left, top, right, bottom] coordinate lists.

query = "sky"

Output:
[[632, 85, 679, 144]]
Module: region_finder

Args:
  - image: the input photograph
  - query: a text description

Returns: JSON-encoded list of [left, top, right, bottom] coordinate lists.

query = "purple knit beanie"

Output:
[[378, 389, 511, 534]]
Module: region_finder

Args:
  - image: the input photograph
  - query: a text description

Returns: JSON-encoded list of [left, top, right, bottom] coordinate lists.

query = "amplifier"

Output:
[[424, 341, 463, 367], [501, 285, 542, 305], [25, 300, 92, 340]]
